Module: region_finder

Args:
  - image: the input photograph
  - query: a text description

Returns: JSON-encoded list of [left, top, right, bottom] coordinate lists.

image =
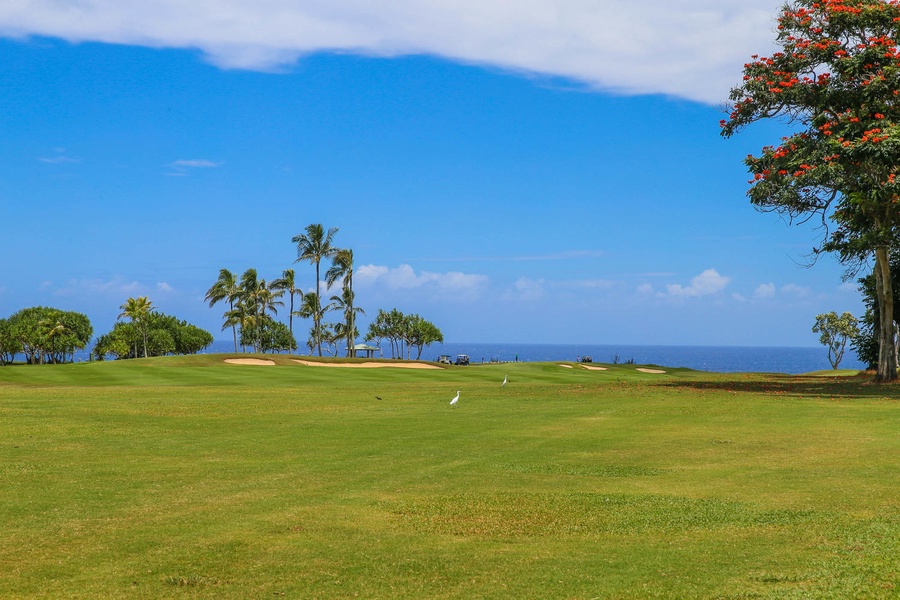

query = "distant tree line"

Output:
[[0, 297, 213, 365], [94, 297, 213, 360]]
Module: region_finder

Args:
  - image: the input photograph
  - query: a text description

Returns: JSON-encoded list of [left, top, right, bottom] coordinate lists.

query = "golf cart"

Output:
[[455, 354, 470, 366], [437, 354, 452, 365]]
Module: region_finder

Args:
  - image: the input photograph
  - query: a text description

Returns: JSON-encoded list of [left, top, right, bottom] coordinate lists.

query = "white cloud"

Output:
[[156, 281, 173, 292], [664, 268, 730, 298], [513, 277, 544, 301], [356, 263, 488, 299], [753, 282, 776, 299], [0, 1, 782, 103]]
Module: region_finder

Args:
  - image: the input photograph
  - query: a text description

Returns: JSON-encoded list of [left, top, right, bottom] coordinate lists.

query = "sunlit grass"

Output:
[[0, 356, 898, 598]]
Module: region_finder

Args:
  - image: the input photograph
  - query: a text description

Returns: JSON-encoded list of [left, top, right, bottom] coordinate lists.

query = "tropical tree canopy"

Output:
[[271, 268, 300, 354], [119, 296, 154, 358], [95, 312, 213, 360], [2, 307, 93, 365], [721, 0, 900, 381], [365, 309, 442, 360], [205, 268, 241, 352], [813, 311, 860, 369]]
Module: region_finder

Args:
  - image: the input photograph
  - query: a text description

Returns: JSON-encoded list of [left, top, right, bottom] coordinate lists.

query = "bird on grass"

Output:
[[501, 375, 508, 387], [450, 390, 460, 406], [375, 396, 382, 400]]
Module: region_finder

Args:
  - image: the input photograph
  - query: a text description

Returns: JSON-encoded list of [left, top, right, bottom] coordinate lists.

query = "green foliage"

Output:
[[239, 317, 297, 354], [95, 310, 212, 360], [0, 318, 21, 365], [365, 308, 442, 359], [404, 313, 444, 360], [2, 306, 92, 364], [813, 311, 860, 369]]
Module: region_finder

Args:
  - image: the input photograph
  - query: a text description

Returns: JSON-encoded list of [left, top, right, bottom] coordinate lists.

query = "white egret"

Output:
[[501, 375, 508, 387], [450, 390, 460, 406]]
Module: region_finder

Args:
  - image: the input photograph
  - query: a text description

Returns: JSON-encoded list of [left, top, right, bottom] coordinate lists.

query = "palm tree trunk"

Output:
[[348, 279, 354, 358], [288, 292, 294, 355], [315, 262, 323, 356], [229, 299, 238, 353]]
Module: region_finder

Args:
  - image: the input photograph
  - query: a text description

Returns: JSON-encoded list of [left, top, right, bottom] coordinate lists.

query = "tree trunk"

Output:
[[874, 245, 898, 382]]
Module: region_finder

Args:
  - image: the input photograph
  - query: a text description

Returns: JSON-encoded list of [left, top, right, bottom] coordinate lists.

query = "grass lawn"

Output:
[[1, 355, 899, 598]]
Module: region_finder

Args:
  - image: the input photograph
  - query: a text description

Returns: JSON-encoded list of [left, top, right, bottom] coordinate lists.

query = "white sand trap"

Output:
[[558, 364, 574, 369], [581, 365, 608, 371], [292, 359, 442, 370], [225, 358, 276, 366], [636, 368, 667, 374]]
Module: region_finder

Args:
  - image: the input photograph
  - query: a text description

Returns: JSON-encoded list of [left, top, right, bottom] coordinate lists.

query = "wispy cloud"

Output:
[[166, 159, 223, 176], [0, 1, 781, 103], [170, 159, 221, 169], [47, 277, 144, 298], [37, 147, 80, 164], [781, 283, 811, 297]]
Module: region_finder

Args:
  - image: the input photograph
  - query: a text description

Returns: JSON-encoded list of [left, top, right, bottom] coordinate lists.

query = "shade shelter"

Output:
[[353, 343, 382, 359]]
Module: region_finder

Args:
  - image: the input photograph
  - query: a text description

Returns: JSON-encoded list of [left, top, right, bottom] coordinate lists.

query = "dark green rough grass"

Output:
[[1, 356, 899, 598]]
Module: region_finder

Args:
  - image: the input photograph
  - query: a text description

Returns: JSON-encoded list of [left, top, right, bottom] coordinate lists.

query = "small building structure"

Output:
[[353, 343, 382, 359]]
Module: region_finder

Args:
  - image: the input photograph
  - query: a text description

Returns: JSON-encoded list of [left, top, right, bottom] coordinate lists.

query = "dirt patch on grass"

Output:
[[558, 364, 573, 369], [225, 358, 276, 366], [292, 359, 442, 370], [581, 365, 608, 371], [636, 368, 667, 374]]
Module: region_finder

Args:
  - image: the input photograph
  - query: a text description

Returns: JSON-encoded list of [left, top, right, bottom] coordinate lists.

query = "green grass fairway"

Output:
[[2, 356, 899, 598]]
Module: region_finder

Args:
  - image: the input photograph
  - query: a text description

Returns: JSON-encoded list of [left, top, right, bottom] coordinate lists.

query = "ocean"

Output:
[[19, 340, 864, 375], [199, 340, 864, 375]]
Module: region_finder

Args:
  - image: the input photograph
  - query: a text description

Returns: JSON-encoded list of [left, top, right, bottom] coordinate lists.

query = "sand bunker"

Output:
[[225, 358, 276, 366], [581, 365, 608, 371], [558, 364, 574, 369], [636, 368, 667, 374], [292, 359, 442, 370]]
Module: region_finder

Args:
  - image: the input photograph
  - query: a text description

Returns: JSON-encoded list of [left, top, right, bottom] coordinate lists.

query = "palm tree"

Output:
[[292, 224, 339, 355], [118, 296, 153, 358], [325, 248, 357, 356], [327, 285, 365, 357], [237, 269, 284, 352], [272, 269, 300, 354], [296, 291, 323, 355], [205, 268, 241, 352]]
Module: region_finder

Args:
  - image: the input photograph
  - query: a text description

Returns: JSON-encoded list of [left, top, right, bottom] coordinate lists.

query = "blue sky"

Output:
[[0, 1, 867, 347]]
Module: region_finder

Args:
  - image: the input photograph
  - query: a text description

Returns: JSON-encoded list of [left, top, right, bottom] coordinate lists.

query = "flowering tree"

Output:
[[722, 0, 900, 381]]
